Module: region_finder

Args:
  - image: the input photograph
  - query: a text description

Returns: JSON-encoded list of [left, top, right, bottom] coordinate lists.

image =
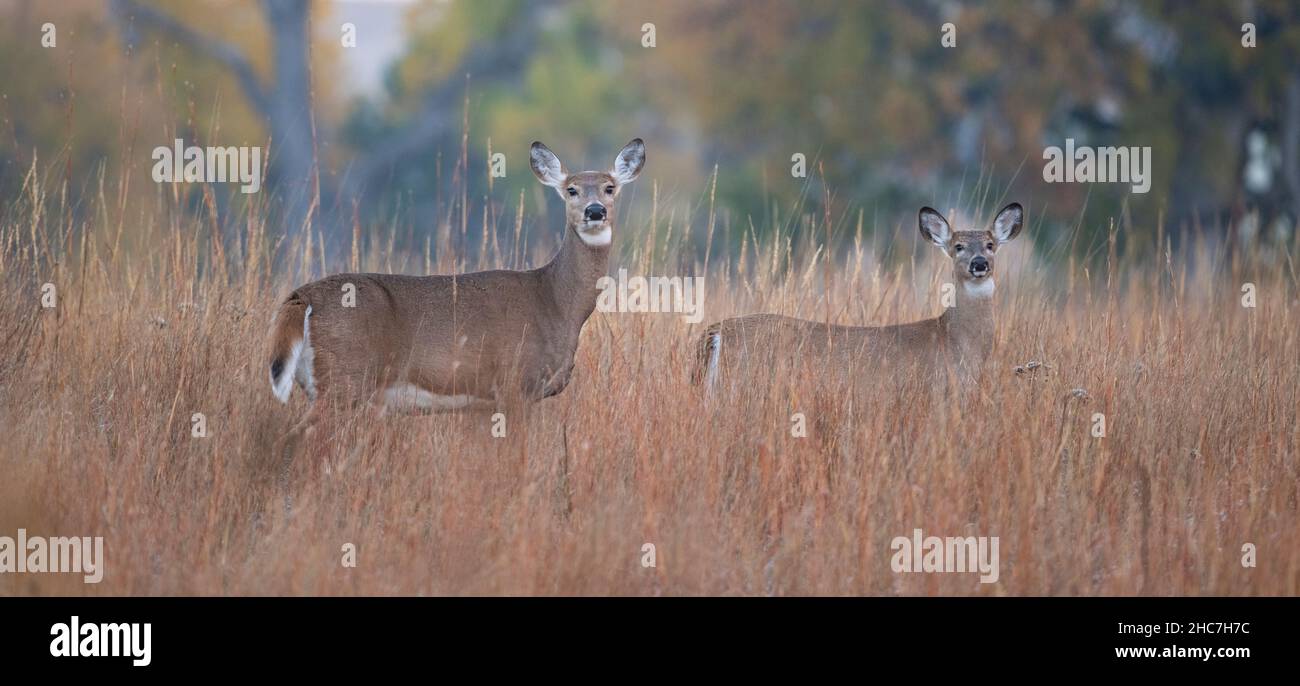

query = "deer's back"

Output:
[[699, 313, 946, 387], [286, 270, 556, 398]]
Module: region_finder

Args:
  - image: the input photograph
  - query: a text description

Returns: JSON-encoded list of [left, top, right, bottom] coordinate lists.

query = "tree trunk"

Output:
[[1282, 74, 1300, 230], [263, 0, 317, 247]]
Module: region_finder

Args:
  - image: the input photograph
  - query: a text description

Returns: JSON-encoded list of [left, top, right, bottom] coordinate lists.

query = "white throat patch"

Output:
[[963, 278, 996, 299], [577, 224, 612, 247]]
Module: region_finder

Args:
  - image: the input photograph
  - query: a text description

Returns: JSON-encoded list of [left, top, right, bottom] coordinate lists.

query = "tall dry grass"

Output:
[[1, 158, 1297, 596]]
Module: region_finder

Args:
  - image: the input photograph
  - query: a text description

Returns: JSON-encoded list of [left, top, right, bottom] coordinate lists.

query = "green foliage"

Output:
[[3, 0, 1299, 259], [353, 0, 1300, 253]]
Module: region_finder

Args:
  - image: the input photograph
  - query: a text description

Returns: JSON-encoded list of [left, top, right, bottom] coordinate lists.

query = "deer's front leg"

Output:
[[534, 358, 577, 399]]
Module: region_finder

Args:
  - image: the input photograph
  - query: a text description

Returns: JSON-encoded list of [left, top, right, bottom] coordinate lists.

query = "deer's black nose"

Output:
[[584, 204, 606, 221], [970, 256, 989, 275]]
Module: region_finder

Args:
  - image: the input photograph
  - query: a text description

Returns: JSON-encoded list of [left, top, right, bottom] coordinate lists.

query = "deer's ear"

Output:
[[992, 203, 1023, 243], [611, 138, 645, 185], [918, 207, 951, 248], [530, 142, 566, 188]]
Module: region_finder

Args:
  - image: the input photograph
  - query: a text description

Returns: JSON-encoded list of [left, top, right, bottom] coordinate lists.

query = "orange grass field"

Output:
[[1, 166, 1297, 596]]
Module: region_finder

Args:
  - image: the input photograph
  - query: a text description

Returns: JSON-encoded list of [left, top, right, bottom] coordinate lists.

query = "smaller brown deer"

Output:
[[692, 203, 1024, 389]]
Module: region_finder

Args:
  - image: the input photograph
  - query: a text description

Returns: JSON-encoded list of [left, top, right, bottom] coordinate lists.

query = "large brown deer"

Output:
[[692, 203, 1024, 389], [266, 139, 645, 429]]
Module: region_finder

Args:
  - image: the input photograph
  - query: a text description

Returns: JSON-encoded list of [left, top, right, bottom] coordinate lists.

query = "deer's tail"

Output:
[[691, 323, 723, 390], [267, 295, 313, 403]]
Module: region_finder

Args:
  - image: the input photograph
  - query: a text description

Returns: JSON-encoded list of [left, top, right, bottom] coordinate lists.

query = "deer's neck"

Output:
[[540, 225, 611, 332], [940, 277, 997, 349]]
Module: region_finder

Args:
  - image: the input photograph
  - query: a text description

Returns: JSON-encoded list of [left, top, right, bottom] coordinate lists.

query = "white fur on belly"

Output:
[[383, 384, 482, 412]]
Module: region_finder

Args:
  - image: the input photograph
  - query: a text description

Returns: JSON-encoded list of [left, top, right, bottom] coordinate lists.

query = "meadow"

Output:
[[1, 165, 1296, 596]]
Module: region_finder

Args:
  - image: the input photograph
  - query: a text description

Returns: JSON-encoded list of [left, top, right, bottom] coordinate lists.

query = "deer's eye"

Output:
[[954, 243, 966, 252], [985, 242, 995, 251], [566, 187, 578, 197], [604, 185, 615, 195]]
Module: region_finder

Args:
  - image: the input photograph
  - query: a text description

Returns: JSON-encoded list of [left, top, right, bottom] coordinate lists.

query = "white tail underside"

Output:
[[705, 331, 721, 391], [270, 305, 314, 403]]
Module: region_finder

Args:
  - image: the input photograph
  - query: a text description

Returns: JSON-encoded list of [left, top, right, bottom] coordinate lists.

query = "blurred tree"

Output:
[[351, 0, 1300, 251], [338, 0, 562, 216], [4, 0, 1299, 259], [109, 0, 320, 241], [0, 0, 277, 243]]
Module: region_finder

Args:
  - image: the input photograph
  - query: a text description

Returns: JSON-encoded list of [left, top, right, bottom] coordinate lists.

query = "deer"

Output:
[[266, 138, 645, 438], [692, 202, 1024, 390]]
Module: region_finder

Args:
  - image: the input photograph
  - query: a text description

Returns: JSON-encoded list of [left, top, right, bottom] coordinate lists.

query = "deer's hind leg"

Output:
[[272, 348, 349, 507]]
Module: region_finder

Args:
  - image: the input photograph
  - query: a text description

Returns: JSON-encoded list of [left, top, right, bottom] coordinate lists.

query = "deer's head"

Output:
[[919, 203, 1024, 297], [530, 138, 645, 248]]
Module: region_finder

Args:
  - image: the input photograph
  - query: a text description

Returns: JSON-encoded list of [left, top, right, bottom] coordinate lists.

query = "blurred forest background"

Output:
[[2, 0, 1299, 262]]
